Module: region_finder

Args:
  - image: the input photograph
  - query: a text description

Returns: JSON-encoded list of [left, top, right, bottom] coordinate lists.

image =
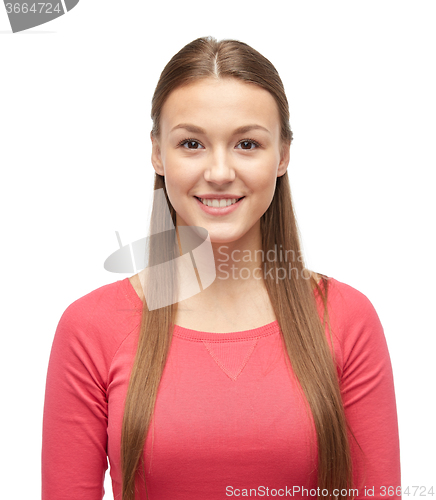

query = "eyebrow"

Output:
[[169, 123, 271, 135]]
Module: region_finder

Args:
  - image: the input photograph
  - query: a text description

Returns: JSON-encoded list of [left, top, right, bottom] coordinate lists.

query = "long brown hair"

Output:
[[121, 36, 360, 500]]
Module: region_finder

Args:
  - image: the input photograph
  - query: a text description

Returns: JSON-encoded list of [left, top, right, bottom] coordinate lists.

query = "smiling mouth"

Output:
[[194, 196, 245, 208]]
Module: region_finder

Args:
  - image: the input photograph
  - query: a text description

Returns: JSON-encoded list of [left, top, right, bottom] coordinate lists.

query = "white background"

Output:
[[1, 1, 435, 498]]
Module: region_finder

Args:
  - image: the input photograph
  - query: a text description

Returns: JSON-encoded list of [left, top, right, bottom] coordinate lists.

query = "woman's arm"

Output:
[[41, 298, 109, 500], [333, 281, 401, 500]]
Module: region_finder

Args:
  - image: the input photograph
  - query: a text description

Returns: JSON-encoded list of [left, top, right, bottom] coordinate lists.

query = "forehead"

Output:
[[160, 77, 281, 136]]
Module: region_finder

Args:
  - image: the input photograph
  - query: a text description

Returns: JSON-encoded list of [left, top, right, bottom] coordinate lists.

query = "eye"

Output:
[[236, 139, 261, 150], [177, 138, 261, 150], [178, 138, 204, 149]]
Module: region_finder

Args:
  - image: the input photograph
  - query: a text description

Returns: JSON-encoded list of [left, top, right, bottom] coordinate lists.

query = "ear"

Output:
[[150, 131, 165, 176], [277, 141, 290, 177]]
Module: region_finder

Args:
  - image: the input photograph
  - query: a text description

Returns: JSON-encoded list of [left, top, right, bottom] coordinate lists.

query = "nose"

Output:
[[203, 149, 236, 185]]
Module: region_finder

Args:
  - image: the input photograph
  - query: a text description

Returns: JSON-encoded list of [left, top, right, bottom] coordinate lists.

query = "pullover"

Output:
[[41, 276, 401, 499]]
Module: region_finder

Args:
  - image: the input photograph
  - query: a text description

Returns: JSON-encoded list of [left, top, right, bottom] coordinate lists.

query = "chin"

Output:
[[208, 232, 246, 245]]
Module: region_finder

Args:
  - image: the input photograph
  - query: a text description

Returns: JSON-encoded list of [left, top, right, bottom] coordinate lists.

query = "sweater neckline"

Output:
[[121, 275, 328, 341], [171, 320, 280, 342]]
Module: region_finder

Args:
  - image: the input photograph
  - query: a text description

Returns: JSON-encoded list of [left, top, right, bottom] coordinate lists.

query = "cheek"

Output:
[[249, 161, 278, 192], [248, 161, 279, 210], [164, 163, 188, 193], [163, 164, 198, 214], [164, 154, 199, 188]]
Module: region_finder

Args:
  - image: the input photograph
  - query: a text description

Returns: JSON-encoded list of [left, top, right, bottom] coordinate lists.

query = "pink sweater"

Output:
[[41, 277, 401, 500]]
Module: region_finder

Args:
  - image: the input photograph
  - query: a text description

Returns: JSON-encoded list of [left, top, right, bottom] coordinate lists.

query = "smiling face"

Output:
[[151, 77, 290, 246]]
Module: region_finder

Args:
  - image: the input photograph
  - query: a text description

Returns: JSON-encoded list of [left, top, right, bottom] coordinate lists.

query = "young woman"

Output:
[[41, 36, 401, 500]]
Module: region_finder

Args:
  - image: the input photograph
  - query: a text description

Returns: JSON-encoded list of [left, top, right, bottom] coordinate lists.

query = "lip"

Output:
[[194, 196, 245, 216], [195, 194, 244, 199]]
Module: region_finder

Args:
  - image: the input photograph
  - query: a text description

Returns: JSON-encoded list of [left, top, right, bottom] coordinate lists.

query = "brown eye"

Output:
[[179, 139, 204, 149], [236, 139, 260, 150]]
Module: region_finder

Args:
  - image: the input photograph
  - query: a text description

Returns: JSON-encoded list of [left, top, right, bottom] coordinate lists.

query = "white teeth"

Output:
[[200, 198, 239, 207]]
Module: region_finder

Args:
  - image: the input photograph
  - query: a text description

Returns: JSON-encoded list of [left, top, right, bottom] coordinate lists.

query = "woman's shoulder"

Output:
[[53, 278, 141, 360], [60, 278, 139, 318], [319, 275, 386, 358], [323, 275, 380, 319]]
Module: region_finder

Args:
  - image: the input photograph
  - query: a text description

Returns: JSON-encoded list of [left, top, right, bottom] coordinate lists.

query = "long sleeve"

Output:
[[41, 296, 110, 500], [331, 281, 401, 499]]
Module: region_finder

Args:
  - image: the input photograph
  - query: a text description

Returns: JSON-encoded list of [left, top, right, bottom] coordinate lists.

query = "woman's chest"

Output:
[[106, 332, 318, 498], [173, 307, 277, 333]]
